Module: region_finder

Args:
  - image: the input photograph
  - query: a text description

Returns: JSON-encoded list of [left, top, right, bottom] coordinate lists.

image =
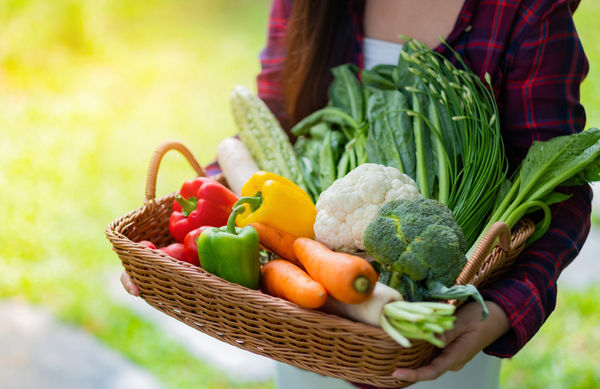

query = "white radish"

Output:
[[216, 137, 259, 196], [320, 282, 403, 327]]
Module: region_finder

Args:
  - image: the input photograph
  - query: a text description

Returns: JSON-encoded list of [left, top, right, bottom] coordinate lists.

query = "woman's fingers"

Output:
[[392, 350, 455, 381], [391, 301, 510, 382], [392, 334, 473, 381], [120, 271, 140, 296]]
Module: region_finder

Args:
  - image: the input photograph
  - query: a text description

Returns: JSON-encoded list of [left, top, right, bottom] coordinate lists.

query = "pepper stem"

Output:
[[226, 204, 247, 234], [233, 192, 263, 212], [225, 193, 264, 235], [175, 195, 198, 216]]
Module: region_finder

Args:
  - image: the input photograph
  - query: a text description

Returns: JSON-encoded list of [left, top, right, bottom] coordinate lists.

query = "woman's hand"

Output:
[[392, 300, 510, 382], [120, 271, 141, 297]]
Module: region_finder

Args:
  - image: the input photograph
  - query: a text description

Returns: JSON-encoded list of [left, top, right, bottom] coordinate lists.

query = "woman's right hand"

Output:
[[120, 271, 141, 296]]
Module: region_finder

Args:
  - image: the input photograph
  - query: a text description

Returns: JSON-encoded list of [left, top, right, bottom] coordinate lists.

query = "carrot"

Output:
[[261, 259, 328, 309], [249, 222, 301, 267], [293, 238, 379, 304]]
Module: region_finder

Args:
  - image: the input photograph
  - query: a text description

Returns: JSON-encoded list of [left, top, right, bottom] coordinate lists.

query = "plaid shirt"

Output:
[[256, 0, 592, 363]]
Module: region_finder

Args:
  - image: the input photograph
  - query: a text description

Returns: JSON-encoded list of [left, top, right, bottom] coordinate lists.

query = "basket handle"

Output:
[[145, 141, 206, 203], [455, 222, 511, 285]]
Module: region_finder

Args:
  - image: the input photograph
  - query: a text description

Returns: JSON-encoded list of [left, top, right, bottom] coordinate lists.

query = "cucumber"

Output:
[[230, 85, 308, 192]]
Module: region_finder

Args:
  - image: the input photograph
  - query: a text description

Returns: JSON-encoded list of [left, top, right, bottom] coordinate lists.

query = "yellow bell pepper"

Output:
[[235, 171, 316, 238]]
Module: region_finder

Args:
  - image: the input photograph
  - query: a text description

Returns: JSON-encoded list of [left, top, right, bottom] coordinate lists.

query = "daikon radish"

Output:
[[216, 137, 259, 196], [320, 282, 403, 327]]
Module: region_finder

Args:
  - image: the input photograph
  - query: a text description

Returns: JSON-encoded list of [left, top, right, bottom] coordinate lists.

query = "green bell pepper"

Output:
[[197, 201, 261, 289]]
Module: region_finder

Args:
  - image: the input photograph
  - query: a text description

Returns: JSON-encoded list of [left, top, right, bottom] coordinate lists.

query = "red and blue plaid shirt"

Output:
[[256, 0, 592, 361]]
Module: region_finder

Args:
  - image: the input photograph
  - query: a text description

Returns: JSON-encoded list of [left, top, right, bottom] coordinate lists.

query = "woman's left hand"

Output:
[[392, 300, 510, 382], [120, 271, 141, 297]]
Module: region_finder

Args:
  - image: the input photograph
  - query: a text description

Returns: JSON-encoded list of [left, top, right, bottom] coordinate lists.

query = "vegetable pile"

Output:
[[291, 39, 507, 249], [138, 38, 600, 352]]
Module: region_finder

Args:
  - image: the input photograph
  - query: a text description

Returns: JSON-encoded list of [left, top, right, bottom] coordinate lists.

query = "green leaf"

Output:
[[492, 178, 515, 211], [329, 64, 365, 123], [409, 82, 436, 199], [290, 106, 360, 137], [297, 157, 320, 202], [362, 64, 397, 92], [538, 191, 572, 207], [318, 131, 336, 191], [365, 90, 416, 177], [518, 128, 600, 202], [427, 281, 489, 320]]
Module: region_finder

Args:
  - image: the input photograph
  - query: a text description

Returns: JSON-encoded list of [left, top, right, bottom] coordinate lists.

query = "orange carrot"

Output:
[[261, 259, 328, 309], [293, 238, 378, 304], [249, 222, 301, 267]]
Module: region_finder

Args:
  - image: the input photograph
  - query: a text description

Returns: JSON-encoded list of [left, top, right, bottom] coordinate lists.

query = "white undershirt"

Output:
[[362, 37, 404, 70]]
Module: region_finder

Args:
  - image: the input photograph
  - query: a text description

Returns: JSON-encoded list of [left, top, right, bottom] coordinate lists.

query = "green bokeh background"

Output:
[[0, 1, 598, 388]]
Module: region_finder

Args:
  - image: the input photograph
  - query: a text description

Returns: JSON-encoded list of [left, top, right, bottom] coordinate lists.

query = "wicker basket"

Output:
[[105, 141, 536, 388]]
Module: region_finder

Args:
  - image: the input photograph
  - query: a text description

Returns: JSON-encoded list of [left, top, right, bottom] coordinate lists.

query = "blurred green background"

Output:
[[0, 1, 598, 388]]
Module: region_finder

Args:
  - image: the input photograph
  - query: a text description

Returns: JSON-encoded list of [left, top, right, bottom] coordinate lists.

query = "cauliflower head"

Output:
[[314, 163, 420, 252]]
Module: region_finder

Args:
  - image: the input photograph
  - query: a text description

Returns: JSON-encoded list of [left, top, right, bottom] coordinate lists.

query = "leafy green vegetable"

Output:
[[408, 81, 437, 199], [293, 123, 342, 201], [397, 41, 507, 246], [329, 64, 364, 123], [365, 90, 416, 177], [473, 128, 600, 253], [292, 64, 370, 198], [318, 130, 336, 191], [292, 39, 508, 248]]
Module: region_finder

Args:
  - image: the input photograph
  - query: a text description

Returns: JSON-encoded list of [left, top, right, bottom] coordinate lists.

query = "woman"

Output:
[[255, 0, 592, 387], [123, 0, 592, 387]]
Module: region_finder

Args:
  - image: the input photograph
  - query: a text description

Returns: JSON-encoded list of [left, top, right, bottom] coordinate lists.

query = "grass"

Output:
[[500, 286, 600, 389], [0, 1, 598, 388]]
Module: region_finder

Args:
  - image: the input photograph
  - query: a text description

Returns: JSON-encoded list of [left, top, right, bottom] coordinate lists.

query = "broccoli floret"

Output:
[[364, 198, 485, 316], [364, 198, 466, 278], [363, 216, 409, 266], [396, 224, 466, 284]]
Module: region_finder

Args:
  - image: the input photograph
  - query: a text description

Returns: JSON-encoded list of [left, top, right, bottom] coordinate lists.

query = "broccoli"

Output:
[[364, 198, 488, 318]]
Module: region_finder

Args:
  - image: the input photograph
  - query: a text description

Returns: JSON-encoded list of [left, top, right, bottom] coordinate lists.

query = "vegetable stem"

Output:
[[411, 89, 430, 198], [353, 275, 372, 294]]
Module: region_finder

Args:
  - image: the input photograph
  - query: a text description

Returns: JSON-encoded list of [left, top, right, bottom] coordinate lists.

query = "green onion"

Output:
[[381, 301, 456, 348]]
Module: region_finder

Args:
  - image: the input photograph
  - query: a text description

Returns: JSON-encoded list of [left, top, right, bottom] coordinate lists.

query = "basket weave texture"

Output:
[[105, 142, 535, 388]]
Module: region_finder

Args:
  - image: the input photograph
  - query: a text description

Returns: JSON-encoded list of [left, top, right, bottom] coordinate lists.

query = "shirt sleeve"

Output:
[[256, 0, 293, 129], [481, 0, 592, 357]]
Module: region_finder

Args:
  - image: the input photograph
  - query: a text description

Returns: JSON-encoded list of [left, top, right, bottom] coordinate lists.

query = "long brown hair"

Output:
[[283, 0, 358, 128]]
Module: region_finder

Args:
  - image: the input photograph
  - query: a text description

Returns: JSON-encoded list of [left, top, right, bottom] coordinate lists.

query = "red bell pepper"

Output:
[[169, 177, 238, 242], [137, 240, 157, 250], [158, 242, 186, 262], [183, 226, 209, 266]]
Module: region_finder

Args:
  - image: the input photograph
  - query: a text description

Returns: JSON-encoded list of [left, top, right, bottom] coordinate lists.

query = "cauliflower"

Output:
[[314, 163, 420, 252]]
